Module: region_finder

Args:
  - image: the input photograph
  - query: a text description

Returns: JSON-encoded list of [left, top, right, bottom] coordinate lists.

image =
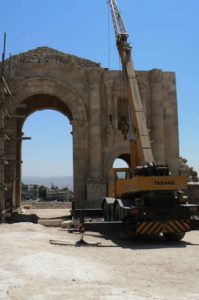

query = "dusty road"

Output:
[[0, 222, 199, 300]]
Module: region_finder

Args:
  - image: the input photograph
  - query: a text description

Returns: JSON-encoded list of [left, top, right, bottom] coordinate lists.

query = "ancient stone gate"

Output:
[[0, 47, 179, 210]]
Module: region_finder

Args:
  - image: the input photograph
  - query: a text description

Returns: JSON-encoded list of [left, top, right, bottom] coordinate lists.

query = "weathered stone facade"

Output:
[[0, 47, 179, 209]]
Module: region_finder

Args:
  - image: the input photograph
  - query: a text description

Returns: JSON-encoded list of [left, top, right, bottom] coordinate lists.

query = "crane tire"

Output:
[[103, 203, 111, 221], [163, 232, 185, 242]]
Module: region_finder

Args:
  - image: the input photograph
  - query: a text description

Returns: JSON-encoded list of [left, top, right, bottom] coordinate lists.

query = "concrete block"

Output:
[[38, 219, 62, 227], [61, 220, 72, 228]]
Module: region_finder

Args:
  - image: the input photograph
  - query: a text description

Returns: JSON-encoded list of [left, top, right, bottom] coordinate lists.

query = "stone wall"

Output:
[[0, 47, 180, 209]]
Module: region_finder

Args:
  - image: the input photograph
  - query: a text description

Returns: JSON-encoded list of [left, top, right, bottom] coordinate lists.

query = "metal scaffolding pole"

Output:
[[0, 33, 13, 220], [0, 79, 5, 217], [0, 33, 6, 218]]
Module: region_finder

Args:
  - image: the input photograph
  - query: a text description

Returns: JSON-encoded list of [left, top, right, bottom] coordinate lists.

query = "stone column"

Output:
[[103, 79, 114, 174], [72, 120, 88, 209], [105, 78, 114, 130], [15, 137, 22, 208], [112, 91, 119, 130], [149, 69, 165, 164], [12, 164, 16, 208], [86, 71, 106, 208], [163, 74, 179, 175], [4, 118, 19, 209]]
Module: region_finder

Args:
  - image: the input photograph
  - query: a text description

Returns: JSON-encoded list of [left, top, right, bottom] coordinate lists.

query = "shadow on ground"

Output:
[[6, 212, 39, 223], [68, 231, 199, 250]]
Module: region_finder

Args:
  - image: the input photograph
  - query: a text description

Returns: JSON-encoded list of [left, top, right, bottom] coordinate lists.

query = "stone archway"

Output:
[[117, 154, 130, 167], [105, 149, 131, 197], [105, 147, 131, 177], [12, 77, 87, 121], [21, 108, 73, 202], [0, 47, 180, 212], [5, 78, 88, 209]]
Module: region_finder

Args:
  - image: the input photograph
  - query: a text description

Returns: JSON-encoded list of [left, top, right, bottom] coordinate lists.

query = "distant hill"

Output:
[[22, 176, 73, 190]]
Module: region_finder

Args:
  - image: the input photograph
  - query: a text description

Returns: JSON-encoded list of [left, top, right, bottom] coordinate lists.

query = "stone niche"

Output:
[[0, 47, 179, 209]]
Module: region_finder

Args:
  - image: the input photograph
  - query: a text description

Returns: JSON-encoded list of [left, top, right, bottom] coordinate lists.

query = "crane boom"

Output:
[[109, 0, 127, 36], [108, 0, 154, 167]]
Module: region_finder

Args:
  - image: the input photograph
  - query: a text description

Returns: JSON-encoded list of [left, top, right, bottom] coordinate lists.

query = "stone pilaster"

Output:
[[86, 71, 106, 208], [163, 73, 179, 175], [4, 118, 21, 210], [72, 120, 88, 209], [15, 133, 22, 208], [104, 79, 114, 130], [88, 71, 102, 177], [149, 69, 165, 164]]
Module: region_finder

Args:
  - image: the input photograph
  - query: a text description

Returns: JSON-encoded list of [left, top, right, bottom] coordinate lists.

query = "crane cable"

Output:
[[107, 1, 111, 70]]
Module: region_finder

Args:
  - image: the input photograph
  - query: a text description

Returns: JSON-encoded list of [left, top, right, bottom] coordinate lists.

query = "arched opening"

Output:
[[21, 109, 73, 204], [13, 94, 76, 208], [107, 154, 130, 197], [113, 155, 130, 168]]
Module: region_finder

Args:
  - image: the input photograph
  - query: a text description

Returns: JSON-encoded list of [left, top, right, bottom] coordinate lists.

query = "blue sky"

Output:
[[0, 0, 199, 176]]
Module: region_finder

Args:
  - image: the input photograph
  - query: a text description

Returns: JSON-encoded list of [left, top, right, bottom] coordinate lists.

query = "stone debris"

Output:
[[61, 220, 73, 228], [2, 47, 101, 70], [38, 218, 63, 227]]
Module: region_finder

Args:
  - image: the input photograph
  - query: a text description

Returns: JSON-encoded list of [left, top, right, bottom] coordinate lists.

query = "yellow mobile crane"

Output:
[[74, 0, 199, 241]]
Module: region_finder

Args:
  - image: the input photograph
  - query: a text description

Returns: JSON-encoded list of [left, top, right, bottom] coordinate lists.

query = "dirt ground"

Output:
[[28, 208, 70, 219], [0, 220, 199, 300]]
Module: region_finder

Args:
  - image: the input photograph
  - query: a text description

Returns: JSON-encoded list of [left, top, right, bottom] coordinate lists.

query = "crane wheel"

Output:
[[163, 232, 185, 242]]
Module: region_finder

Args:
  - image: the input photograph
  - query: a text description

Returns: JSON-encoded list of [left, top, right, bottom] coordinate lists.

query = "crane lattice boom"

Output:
[[108, 0, 154, 167]]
